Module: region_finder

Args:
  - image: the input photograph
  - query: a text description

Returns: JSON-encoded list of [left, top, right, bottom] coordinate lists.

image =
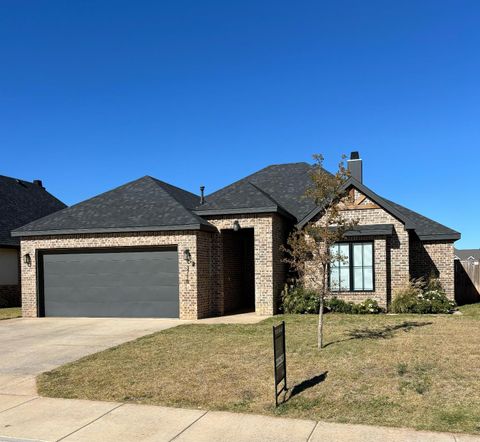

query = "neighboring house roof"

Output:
[[12, 176, 215, 237], [0, 175, 66, 246], [298, 177, 460, 241], [195, 163, 316, 221], [455, 249, 480, 262]]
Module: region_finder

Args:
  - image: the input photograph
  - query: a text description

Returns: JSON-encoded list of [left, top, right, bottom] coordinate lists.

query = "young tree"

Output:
[[282, 154, 358, 349]]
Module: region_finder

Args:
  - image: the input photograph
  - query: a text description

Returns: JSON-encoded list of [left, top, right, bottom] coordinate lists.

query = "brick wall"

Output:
[[312, 194, 410, 308], [19, 231, 213, 320], [409, 235, 455, 300], [195, 230, 214, 319]]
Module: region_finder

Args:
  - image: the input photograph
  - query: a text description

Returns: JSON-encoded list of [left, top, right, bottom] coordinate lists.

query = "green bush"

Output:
[[391, 278, 456, 314], [280, 284, 383, 314], [280, 284, 319, 314], [326, 297, 351, 313], [326, 297, 383, 314]]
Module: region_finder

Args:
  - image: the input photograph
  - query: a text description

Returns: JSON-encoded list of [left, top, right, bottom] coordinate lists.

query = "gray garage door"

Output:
[[42, 249, 179, 318]]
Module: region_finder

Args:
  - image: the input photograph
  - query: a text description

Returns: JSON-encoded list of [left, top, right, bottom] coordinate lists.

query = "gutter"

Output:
[[11, 223, 217, 238]]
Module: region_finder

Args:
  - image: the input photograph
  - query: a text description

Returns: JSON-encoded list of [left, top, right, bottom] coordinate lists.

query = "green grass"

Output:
[[0, 307, 21, 320], [458, 303, 480, 318], [38, 304, 480, 434]]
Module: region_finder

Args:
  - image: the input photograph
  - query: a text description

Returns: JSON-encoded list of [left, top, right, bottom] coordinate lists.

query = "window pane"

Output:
[[364, 268, 373, 290], [340, 268, 350, 290], [353, 244, 363, 267], [339, 244, 350, 267], [330, 267, 339, 291], [363, 244, 373, 266], [353, 268, 363, 290]]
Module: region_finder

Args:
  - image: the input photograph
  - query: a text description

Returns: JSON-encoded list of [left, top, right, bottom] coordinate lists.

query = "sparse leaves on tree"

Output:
[[281, 154, 358, 349]]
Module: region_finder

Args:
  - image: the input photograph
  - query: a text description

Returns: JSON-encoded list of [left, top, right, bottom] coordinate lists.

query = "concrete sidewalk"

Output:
[[0, 394, 478, 442]]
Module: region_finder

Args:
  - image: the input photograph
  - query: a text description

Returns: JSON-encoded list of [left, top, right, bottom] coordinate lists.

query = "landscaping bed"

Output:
[[38, 304, 480, 434]]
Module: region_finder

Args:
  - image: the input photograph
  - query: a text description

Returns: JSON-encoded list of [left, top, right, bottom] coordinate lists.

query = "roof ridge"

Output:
[[148, 176, 200, 200], [146, 177, 211, 226], [205, 162, 312, 198], [0, 174, 36, 184]]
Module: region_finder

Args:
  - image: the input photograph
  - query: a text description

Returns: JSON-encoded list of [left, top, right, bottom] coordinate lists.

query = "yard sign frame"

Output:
[[273, 320, 287, 406]]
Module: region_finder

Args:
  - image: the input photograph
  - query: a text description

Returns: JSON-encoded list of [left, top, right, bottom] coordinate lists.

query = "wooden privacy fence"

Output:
[[455, 259, 480, 304]]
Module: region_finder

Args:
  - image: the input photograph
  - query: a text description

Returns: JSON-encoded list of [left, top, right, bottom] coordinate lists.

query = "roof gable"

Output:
[[12, 176, 214, 236], [297, 177, 460, 241], [0, 176, 66, 246]]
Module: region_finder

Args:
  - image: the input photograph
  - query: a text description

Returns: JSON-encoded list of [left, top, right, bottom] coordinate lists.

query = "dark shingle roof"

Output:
[[382, 197, 460, 241], [0, 176, 66, 246], [12, 176, 214, 236], [195, 163, 316, 221], [11, 163, 460, 241]]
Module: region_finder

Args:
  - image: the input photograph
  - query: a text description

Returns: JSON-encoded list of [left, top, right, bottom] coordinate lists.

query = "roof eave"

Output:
[[194, 206, 296, 221], [342, 224, 394, 237], [11, 223, 216, 238], [417, 232, 461, 241]]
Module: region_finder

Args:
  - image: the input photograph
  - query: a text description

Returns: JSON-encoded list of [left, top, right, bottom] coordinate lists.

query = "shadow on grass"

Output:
[[288, 371, 328, 400], [324, 321, 433, 347]]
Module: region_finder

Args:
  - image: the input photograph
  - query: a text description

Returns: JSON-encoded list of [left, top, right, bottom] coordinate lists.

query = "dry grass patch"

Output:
[[0, 307, 21, 320], [38, 305, 480, 434]]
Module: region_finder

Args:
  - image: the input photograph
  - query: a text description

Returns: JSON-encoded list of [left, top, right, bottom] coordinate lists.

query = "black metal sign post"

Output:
[[273, 321, 287, 407]]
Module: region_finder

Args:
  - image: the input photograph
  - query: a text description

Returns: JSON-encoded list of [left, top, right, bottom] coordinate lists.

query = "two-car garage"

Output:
[[38, 248, 180, 318]]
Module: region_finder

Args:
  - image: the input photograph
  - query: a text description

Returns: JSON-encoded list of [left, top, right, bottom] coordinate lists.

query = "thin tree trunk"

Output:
[[318, 293, 324, 349], [317, 264, 327, 349]]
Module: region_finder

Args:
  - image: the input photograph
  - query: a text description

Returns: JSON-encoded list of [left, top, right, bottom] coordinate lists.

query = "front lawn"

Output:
[[0, 307, 21, 320], [38, 304, 480, 434]]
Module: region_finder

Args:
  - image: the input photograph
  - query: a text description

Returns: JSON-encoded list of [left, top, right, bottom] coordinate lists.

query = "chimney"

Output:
[[200, 186, 205, 205], [347, 151, 362, 183], [33, 179, 44, 188]]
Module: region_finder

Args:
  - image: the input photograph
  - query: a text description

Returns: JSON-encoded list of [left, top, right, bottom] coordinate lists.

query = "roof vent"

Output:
[[33, 179, 44, 188], [200, 186, 205, 205], [347, 151, 362, 183]]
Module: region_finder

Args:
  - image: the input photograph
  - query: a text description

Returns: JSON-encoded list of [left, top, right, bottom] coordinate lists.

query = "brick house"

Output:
[[0, 176, 65, 307], [12, 153, 460, 319]]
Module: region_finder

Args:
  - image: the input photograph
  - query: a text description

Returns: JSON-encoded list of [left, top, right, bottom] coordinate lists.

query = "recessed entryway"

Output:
[[222, 228, 255, 313]]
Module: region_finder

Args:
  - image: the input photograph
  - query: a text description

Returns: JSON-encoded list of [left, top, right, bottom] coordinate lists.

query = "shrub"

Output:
[[327, 297, 383, 314], [326, 297, 351, 313], [391, 277, 456, 314], [280, 284, 319, 314], [280, 285, 383, 314]]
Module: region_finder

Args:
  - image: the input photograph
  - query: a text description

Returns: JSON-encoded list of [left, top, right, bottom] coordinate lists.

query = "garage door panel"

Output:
[[45, 300, 179, 318], [45, 271, 179, 289], [42, 249, 179, 318]]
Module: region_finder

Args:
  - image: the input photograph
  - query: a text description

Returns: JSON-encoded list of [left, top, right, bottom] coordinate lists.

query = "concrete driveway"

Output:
[[0, 317, 186, 395]]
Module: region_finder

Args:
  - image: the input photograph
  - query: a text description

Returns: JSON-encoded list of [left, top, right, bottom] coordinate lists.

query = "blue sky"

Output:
[[1, 1, 478, 247]]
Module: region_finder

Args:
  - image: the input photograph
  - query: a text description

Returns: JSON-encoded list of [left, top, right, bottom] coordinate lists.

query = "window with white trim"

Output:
[[330, 242, 374, 291]]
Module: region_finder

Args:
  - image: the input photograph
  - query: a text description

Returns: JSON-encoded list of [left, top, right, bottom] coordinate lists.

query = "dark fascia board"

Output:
[[194, 205, 296, 221], [296, 177, 415, 230], [11, 223, 217, 238], [342, 224, 394, 237], [418, 232, 461, 241]]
